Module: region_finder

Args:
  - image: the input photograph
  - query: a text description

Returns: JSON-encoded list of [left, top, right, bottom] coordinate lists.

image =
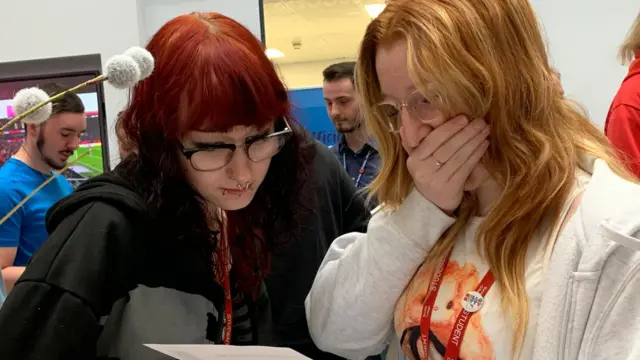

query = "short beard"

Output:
[[334, 115, 362, 134], [36, 132, 64, 170], [336, 124, 356, 133]]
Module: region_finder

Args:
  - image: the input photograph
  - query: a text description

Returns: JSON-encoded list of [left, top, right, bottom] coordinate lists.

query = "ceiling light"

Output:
[[266, 48, 285, 59], [364, 4, 386, 18]]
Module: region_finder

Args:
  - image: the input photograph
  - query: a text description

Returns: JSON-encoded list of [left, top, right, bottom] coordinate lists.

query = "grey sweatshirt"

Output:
[[306, 159, 640, 360], [304, 189, 455, 359]]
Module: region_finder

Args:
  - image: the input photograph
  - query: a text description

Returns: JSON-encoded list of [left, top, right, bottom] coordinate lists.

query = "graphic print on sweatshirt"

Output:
[[393, 219, 546, 360]]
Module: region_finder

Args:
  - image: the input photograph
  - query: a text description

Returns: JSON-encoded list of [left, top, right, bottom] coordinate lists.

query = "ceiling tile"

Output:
[[263, 2, 295, 16], [263, 0, 385, 64]]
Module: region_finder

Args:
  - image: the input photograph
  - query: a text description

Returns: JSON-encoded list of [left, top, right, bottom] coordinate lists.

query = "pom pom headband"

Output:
[[0, 46, 155, 132], [124, 47, 155, 80], [12, 88, 52, 125], [0, 47, 155, 228]]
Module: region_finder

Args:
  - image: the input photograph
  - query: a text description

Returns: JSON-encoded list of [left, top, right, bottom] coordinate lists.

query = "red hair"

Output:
[[118, 12, 303, 297], [123, 12, 289, 145]]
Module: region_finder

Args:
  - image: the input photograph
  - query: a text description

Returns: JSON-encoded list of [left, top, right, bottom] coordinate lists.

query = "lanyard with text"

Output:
[[215, 213, 233, 345], [342, 149, 371, 188], [419, 250, 495, 360]]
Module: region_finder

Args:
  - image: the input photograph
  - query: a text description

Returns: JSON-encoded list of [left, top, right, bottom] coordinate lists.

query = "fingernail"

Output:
[[456, 116, 469, 125], [474, 118, 487, 129]]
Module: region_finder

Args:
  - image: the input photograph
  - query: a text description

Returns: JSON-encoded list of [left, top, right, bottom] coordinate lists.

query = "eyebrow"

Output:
[[324, 95, 352, 101], [61, 127, 86, 133], [380, 92, 396, 101], [192, 128, 272, 144]]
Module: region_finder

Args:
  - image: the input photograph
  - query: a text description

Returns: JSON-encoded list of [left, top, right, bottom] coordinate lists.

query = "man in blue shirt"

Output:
[[0, 83, 85, 292], [323, 62, 381, 209]]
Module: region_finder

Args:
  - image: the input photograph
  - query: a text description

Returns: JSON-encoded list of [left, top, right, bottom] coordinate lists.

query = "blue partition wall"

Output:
[[289, 87, 338, 147]]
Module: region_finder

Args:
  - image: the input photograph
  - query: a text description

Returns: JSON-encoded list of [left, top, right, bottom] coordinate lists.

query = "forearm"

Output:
[[305, 189, 455, 359], [2, 266, 25, 292]]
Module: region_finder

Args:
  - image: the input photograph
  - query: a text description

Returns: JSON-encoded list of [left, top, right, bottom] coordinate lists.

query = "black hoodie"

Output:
[[0, 139, 370, 360], [0, 172, 271, 359]]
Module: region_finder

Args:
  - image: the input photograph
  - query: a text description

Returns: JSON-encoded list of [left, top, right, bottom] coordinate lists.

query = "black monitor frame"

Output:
[[0, 54, 111, 171]]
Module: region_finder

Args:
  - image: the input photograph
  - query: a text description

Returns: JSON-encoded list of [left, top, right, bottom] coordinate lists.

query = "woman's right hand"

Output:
[[405, 116, 490, 214]]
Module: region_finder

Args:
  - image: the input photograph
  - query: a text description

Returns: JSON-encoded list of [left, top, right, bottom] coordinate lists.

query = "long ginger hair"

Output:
[[357, 0, 635, 355]]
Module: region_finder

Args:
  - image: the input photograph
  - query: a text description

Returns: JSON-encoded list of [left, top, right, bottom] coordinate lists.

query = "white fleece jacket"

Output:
[[305, 159, 640, 360]]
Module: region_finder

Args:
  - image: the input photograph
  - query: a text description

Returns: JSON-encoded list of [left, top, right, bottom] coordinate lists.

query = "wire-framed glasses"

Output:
[[180, 118, 293, 171], [372, 89, 441, 133]]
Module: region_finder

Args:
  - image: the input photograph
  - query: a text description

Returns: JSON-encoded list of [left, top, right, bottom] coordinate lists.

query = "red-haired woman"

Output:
[[0, 12, 368, 360]]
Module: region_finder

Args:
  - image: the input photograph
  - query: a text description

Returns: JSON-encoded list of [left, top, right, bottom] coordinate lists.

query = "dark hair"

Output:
[[40, 83, 85, 115], [116, 12, 311, 297], [322, 61, 356, 83], [23, 83, 85, 136]]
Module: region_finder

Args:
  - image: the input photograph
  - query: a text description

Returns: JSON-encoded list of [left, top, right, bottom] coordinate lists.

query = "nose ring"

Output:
[[237, 181, 251, 191]]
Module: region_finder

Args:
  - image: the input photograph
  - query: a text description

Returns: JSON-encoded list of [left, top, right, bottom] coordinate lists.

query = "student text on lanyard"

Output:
[[420, 249, 495, 360], [342, 148, 371, 189]]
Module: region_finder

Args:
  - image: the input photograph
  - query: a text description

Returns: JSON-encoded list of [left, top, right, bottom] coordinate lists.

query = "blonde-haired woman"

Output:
[[305, 0, 640, 359]]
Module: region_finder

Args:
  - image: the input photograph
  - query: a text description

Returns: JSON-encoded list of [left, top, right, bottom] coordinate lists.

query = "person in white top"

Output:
[[305, 0, 640, 359]]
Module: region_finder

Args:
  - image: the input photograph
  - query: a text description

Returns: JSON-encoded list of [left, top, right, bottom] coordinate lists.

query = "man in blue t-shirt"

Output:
[[0, 83, 86, 293]]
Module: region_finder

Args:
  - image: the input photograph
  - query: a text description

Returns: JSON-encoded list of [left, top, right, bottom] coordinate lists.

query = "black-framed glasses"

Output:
[[373, 89, 441, 133], [180, 118, 293, 171]]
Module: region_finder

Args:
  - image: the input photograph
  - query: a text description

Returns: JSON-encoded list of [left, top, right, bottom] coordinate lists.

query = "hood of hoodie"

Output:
[[46, 172, 148, 233]]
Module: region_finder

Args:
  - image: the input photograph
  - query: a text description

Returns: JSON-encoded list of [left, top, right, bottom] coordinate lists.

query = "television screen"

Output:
[[0, 74, 107, 188]]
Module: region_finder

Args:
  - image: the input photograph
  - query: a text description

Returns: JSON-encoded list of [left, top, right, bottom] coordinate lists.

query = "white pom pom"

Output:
[[12, 87, 52, 124], [124, 46, 154, 80], [105, 55, 141, 89]]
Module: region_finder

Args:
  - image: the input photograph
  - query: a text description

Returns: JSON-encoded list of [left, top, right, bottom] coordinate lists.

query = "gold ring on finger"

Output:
[[433, 157, 443, 167]]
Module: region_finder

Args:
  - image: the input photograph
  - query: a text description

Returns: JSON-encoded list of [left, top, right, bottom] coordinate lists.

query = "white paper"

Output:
[[145, 344, 312, 360]]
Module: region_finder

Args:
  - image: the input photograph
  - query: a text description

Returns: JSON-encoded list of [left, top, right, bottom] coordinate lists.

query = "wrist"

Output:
[[387, 188, 456, 250]]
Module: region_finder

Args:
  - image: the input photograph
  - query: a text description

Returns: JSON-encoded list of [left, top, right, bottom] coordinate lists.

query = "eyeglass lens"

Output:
[[190, 132, 290, 171], [373, 91, 440, 132]]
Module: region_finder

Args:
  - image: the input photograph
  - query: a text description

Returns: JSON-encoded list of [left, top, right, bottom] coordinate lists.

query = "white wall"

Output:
[[532, 1, 639, 129], [0, 0, 141, 169], [276, 58, 357, 89], [137, 0, 263, 45]]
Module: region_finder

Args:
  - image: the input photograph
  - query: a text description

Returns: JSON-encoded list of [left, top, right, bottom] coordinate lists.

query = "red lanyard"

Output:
[[219, 245, 233, 345], [420, 250, 495, 360], [215, 215, 233, 345]]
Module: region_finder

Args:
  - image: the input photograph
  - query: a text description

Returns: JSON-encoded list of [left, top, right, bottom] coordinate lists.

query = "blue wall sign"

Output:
[[289, 87, 338, 147]]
